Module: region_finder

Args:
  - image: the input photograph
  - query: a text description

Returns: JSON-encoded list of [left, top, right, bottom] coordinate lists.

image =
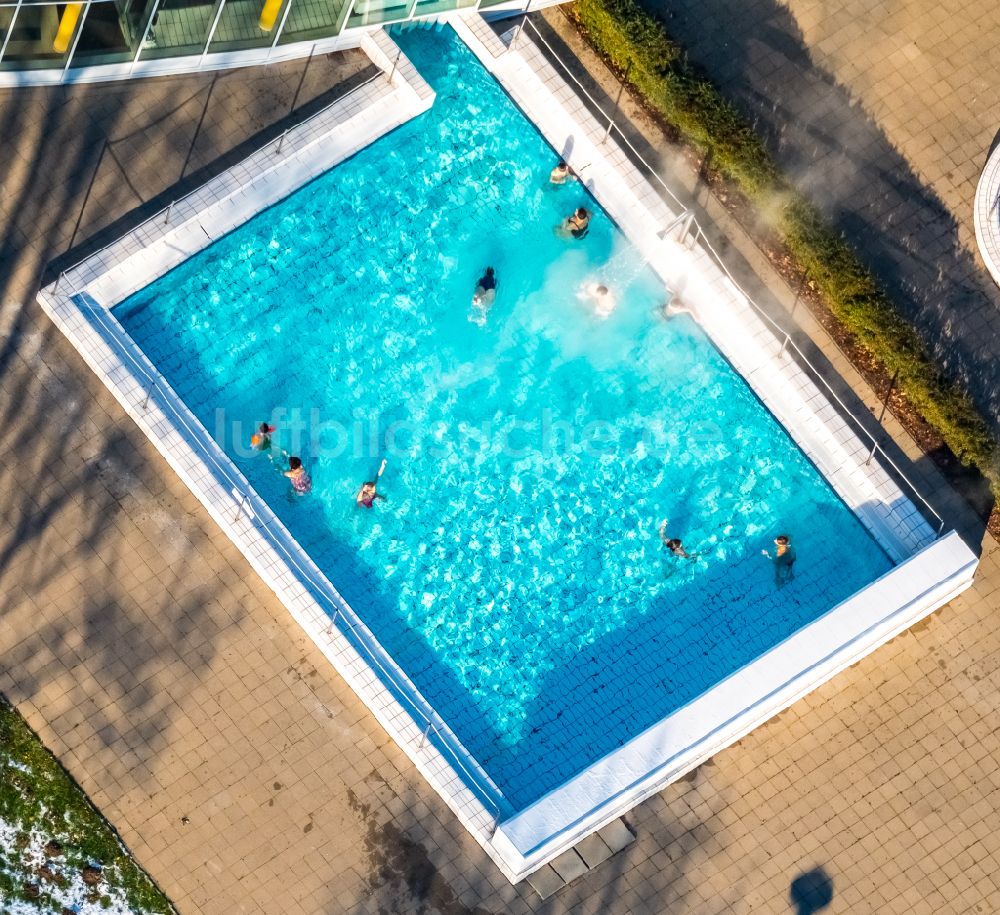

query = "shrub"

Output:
[[571, 0, 999, 490]]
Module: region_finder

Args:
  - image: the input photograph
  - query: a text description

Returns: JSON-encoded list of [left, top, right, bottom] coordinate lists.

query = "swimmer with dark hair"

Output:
[[284, 456, 312, 495], [559, 207, 591, 240], [251, 421, 276, 450], [470, 267, 498, 326], [762, 534, 796, 587], [473, 266, 496, 304], [357, 459, 388, 509], [549, 161, 574, 185], [659, 519, 692, 559]]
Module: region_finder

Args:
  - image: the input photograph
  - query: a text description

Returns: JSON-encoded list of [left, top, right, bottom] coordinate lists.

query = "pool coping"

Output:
[[38, 24, 513, 864], [37, 19, 980, 886], [444, 13, 979, 873]]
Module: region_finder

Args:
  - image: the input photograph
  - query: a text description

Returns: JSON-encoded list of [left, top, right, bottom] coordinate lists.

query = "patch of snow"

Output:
[[0, 817, 142, 915]]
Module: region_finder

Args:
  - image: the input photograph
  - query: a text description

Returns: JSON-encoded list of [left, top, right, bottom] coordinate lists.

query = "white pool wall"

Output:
[[37, 18, 980, 886], [38, 29, 518, 870], [450, 14, 934, 563]]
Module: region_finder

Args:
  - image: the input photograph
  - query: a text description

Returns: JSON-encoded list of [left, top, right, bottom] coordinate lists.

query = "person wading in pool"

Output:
[[659, 519, 691, 559], [357, 459, 388, 509], [560, 207, 591, 239], [251, 421, 276, 451], [762, 534, 796, 587], [284, 456, 312, 495], [549, 161, 576, 185]]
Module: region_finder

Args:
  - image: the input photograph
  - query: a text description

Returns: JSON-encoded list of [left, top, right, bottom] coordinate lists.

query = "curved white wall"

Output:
[[974, 141, 1000, 288]]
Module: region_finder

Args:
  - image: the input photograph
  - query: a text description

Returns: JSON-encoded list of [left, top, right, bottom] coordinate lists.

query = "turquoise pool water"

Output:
[[116, 25, 892, 811]]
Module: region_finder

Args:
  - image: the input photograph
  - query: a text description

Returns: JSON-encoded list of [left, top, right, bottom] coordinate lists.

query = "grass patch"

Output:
[[570, 0, 1000, 493], [0, 695, 173, 913]]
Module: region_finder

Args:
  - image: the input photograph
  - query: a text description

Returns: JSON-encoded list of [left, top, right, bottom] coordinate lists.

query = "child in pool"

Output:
[[251, 422, 275, 450]]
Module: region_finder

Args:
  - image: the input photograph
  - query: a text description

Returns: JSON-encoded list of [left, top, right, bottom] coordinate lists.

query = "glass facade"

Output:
[[275, 0, 347, 46], [346, 0, 410, 29], [1, 2, 76, 70], [140, 0, 219, 59], [0, 0, 523, 77], [71, 0, 133, 66]]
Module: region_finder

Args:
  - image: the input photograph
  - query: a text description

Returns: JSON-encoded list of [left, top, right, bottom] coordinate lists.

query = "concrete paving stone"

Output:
[[526, 863, 566, 900], [599, 818, 636, 854], [550, 848, 589, 884]]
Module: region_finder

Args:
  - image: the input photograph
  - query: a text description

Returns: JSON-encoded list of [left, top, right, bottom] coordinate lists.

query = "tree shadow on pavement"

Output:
[[0, 48, 397, 913], [338, 747, 725, 914], [640, 0, 1000, 436], [527, 12, 991, 543]]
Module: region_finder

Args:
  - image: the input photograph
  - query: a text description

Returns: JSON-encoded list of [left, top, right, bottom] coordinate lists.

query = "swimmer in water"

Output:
[[250, 421, 276, 451], [660, 297, 702, 324], [470, 267, 498, 326], [580, 282, 616, 318], [284, 456, 312, 495], [762, 534, 796, 587], [592, 284, 615, 317], [356, 459, 387, 509], [549, 161, 574, 185], [560, 207, 591, 239], [659, 519, 691, 558]]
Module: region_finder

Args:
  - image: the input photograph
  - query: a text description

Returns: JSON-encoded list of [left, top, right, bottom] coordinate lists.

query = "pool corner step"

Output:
[[525, 818, 635, 899]]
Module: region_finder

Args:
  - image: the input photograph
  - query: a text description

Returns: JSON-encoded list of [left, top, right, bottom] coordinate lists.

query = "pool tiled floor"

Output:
[[1, 22, 999, 915]]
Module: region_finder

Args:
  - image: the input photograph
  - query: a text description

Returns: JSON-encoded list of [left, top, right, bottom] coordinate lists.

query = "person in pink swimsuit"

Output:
[[284, 456, 312, 495]]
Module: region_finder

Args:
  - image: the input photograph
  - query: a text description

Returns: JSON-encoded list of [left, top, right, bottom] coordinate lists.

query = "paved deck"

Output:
[[0, 28, 999, 915], [643, 0, 1000, 434]]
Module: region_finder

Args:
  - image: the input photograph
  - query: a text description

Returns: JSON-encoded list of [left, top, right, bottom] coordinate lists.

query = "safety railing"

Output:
[[69, 290, 508, 834], [50, 65, 390, 296], [44, 39, 509, 835], [516, 15, 946, 537]]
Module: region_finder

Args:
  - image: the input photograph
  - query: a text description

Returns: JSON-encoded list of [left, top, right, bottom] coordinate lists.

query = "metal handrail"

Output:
[[68, 295, 508, 831], [519, 16, 946, 536], [46, 48, 508, 832], [51, 66, 389, 294]]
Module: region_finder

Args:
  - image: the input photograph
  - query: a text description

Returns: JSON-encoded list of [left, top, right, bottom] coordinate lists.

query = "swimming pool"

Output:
[[114, 26, 893, 811]]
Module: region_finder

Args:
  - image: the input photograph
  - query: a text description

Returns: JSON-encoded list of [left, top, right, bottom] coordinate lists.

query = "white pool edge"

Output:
[[37, 21, 980, 885], [450, 13, 935, 563], [494, 531, 976, 866]]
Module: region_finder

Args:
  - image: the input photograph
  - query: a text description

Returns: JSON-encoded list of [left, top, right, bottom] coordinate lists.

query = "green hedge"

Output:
[[572, 0, 1000, 491]]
